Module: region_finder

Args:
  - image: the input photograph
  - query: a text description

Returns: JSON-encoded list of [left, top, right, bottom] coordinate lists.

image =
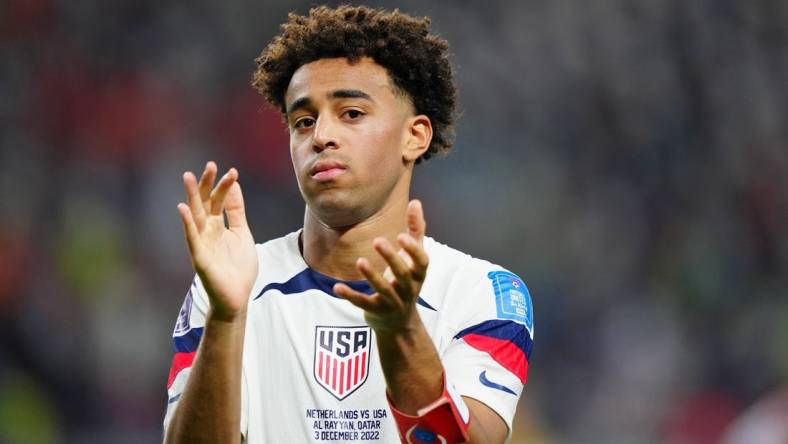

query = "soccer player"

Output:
[[163, 5, 533, 444]]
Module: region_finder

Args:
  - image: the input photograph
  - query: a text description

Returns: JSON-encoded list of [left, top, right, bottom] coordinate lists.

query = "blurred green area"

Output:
[[0, 372, 56, 444]]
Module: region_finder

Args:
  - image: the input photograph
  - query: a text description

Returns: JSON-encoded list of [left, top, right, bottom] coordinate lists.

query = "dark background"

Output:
[[0, 0, 786, 442]]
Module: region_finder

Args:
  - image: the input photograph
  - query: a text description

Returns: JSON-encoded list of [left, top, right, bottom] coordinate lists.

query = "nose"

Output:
[[312, 115, 339, 152]]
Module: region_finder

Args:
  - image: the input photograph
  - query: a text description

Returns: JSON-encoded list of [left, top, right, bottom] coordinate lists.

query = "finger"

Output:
[[357, 257, 401, 306], [407, 199, 427, 242], [183, 172, 207, 228], [373, 238, 412, 291], [334, 283, 380, 311], [198, 161, 218, 209], [177, 203, 202, 259], [209, 168, 238, 216], [224, 180, 248, 230], [397, 233, 429, 282]]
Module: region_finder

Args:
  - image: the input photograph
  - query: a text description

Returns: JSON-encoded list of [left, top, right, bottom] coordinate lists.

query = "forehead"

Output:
[[285, 57, 399, 106]]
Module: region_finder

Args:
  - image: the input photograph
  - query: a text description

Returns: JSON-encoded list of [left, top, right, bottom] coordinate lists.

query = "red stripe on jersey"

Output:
[[353, 354, 359, 385], [361, 351, 367, 379], [325, 355, 331, 385], [323, 353, 329, 382], [345, 358, 351, 391], [167, 351, 196, 388], [318, 351, 324, 381], [339, 361, 345, 395], [332, 357, 338, 390], [461, 333, 528, 383]]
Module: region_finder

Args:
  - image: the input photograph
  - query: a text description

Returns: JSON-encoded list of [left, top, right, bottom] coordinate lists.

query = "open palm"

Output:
[[177, 162, 258, 320]]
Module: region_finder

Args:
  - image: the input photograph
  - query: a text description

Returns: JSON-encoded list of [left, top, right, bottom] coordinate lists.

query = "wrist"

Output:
[[207, 305, 248, 324], [387, 371, 471, 443], [203, 286, 252, 323], [368, 308, 423, 338]]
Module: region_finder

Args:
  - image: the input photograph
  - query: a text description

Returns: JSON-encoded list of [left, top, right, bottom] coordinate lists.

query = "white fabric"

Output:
[[163, 231, 533, 443]]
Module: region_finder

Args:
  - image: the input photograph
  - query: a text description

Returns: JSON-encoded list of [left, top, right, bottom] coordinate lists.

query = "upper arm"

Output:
[[441, 266, 534, 439], [464, 396, 508, 444]]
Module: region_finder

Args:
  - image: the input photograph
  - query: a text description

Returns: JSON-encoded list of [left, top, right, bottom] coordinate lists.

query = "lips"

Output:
[[309, 159, 347, 181]]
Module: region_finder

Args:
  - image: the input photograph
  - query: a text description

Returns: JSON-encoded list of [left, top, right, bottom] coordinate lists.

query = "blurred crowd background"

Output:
[[1, 0, 785, 443]]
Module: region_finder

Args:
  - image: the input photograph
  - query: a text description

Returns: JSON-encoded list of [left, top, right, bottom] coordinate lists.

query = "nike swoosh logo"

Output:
[[479, 371, 516, 395]]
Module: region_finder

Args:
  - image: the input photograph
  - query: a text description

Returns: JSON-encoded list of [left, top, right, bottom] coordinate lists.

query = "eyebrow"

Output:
[[286, 89, 373, 116], [287, 97, 312, 116], [331, 89, 372, 101]]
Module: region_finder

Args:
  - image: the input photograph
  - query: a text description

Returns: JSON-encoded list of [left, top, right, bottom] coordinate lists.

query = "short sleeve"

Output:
[[162, 274, 251, 436], [441, 268, 534, 433], [162, 275, 210, 430]]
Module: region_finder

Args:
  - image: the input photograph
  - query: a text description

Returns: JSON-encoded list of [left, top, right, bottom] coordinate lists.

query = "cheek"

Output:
[[289, 137, 309, 186], [289, 135, 307, 167], [361, 121, 407, 164]]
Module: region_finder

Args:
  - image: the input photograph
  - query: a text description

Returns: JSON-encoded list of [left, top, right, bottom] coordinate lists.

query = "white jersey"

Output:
[[164, 231, 534, 443]]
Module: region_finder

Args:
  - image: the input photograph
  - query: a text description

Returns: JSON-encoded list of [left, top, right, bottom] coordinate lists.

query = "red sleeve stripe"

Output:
[[167, 351, 196, 389], [460, 334, 529, 384], [454, 320, 532, 359]]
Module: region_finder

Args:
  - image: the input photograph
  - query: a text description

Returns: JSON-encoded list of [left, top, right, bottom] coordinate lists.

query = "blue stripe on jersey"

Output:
[[173, 327, 204, 353], [455, 319, 533, 359], [254, 267, 436, 311]]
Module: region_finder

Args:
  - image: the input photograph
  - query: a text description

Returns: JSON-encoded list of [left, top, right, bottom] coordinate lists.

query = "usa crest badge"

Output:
[[314, 326, 372, 400]]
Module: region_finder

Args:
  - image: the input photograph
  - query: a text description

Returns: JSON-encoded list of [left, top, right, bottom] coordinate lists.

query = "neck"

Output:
[[302, 190, 411, 281]]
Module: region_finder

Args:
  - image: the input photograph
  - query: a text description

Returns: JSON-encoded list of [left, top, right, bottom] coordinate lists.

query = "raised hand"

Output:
[[334, 200, 429, 332], [177, 161, 258, 321]]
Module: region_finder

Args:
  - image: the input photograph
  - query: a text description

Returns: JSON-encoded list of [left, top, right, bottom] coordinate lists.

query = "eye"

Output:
[[294, 117, 316, 129], [343, 109, 364, 120]]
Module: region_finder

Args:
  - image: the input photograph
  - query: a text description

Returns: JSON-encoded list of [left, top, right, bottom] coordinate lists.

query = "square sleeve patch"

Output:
[[487, 271, 533, 331], [173, 283, 195, 336]]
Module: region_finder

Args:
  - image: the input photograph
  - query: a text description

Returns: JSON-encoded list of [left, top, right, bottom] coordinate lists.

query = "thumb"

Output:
[[407, 199, 426, 242]]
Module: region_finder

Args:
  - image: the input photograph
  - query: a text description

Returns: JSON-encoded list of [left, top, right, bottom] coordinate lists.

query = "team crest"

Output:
[[314, 326, 372, 400]]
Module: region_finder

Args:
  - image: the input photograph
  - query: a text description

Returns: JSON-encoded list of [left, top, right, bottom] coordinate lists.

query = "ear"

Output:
[[402, 114, 433, 163]]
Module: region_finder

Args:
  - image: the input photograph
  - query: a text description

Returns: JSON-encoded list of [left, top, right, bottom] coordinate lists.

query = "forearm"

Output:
[[164, 310, 246, 444], [376, 317, 443, 414], [376, 318, 506, 444]]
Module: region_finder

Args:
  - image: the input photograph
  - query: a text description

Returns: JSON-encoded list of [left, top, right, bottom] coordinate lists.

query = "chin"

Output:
[[306, 191, 372, 229]]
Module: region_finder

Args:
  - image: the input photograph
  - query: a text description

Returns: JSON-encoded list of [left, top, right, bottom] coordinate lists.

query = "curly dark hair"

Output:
[[251, 5, 458, 162]]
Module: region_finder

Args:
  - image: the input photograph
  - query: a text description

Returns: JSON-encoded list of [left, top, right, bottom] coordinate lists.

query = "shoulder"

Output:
[[424, 237, 533, 333], [255, 230, 300, 255], [254, 230, 306, 269], [424, 236, 515, 284], [249, 230, 306, 294]]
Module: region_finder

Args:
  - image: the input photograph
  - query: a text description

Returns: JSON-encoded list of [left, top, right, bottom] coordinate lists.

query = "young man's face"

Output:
[[284, 57, 421, 227]]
